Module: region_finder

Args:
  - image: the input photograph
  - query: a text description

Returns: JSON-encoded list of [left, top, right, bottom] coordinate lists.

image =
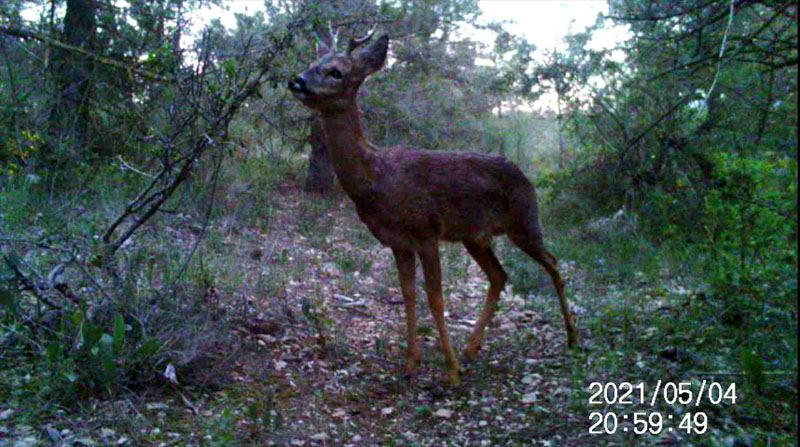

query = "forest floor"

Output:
[[184, 184, 597, 446], [3, 181, 795, 447]]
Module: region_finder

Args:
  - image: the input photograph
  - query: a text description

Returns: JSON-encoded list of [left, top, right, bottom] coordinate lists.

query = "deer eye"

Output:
[[328, 69, 343, 79]]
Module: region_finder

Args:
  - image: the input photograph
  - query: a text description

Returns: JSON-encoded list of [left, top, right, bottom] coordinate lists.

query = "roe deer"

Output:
[[288, 29, 578, 385]]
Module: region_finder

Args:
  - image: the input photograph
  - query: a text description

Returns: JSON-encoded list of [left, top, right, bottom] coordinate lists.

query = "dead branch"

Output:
[[0, 25, 171, 82], [3, 255, 62, 310], [100, 12, 304, 262]]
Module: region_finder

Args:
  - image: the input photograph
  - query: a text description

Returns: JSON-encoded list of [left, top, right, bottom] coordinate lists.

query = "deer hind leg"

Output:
[[393, 248, 421, 379], [418, 241, 461, 386], [462, 239, 507, 359], [509, 231, 579, 348]]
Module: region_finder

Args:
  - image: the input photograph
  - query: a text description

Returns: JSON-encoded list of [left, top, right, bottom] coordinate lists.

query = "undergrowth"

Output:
[[0, 153, 290, 434], [1, 149, 796, 446], [501, 215, 798, 447]]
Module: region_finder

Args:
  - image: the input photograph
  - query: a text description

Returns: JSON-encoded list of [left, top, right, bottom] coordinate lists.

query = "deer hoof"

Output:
[[403, 357, 420, 380], [567, 332, 579, 348], [402, 369, 417, 381], [462, 345, 481, 359], [443, 370, 461, 387]]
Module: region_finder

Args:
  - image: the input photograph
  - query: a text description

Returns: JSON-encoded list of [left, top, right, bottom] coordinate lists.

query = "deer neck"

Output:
[[319, 103, 377, 200]]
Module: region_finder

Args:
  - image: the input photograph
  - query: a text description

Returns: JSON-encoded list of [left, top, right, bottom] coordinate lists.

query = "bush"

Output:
[[0, 158, 251, 408]]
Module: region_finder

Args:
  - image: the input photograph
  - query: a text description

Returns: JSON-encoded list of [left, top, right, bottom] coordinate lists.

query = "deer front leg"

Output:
[[393, 248, 420, 379], [418, 241, 461, 386]]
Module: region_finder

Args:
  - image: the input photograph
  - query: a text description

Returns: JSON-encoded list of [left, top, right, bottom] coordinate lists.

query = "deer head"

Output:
[[288, 27, 388, 113]]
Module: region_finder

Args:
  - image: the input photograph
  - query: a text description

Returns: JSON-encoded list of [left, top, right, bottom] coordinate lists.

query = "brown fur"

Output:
[[289, 33, 577, 385]]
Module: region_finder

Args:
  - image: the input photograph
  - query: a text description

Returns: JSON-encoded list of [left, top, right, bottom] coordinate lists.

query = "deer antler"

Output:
[[348, 25, 377, 53], [328, 22, 340, 52], [311, 31, 328, 55]]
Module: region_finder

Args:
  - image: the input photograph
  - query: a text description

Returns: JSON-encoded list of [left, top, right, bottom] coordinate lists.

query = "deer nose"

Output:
[[288, 76, 305, 92]]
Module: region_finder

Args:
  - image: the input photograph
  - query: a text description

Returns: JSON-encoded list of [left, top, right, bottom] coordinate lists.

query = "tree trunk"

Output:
[[304, 117, 335, 194], [50, 0, 96, 151]]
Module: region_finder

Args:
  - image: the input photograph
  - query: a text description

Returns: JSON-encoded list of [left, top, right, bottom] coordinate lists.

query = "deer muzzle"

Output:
[[287, 76, 312, 97]]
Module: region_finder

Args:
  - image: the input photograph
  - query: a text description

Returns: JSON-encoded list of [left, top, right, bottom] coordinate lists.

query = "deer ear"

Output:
[[353, 34, 389, 76]]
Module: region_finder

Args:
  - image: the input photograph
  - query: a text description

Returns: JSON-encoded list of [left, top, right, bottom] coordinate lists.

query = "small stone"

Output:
[[45, 426, 61, 443], [434, 409, 454, 419], [310, 432, 329, 441], [521, 373, 542, 385], [99, 428, 116, 438]]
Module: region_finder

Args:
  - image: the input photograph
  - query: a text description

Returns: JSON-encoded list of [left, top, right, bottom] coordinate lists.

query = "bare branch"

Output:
[[3, 255, 62, 310], [100, 13, 304, 260], [698, 0, 736, 116], [0, 25, 171, 82]]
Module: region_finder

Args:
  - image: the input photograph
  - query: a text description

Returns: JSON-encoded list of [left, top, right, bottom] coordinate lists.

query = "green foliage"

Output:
[[205, 408, 240, 447], [512, 225, 797, 446], [1, 299, 160, 404], [201, 384, 282, 446], [740, 349, 766, 392], [301, 297, 336, 354], [538, 11, 797, 431], [0, 154, 257, 409], [543, 0, 797, 254], [698, 151, 796, 303]]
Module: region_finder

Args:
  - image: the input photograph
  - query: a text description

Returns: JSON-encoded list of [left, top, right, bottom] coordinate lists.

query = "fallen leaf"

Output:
[[163, 364, 178, 385]]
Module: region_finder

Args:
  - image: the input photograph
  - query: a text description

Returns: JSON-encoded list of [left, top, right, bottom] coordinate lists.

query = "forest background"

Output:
[[0, 0, 796, 446]]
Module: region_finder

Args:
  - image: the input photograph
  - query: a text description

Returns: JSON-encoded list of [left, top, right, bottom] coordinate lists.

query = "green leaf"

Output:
[[113, 313, 125, 354], [0, 287, 18, 318], [741, 349, 765, 391], [99, 333, 116, 383], [415, 406, 432, 418], [417, 327, 434, 336], [132, 338, 161, 361], [45, 342, 63, 363], [82, 321, 103, 349]]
